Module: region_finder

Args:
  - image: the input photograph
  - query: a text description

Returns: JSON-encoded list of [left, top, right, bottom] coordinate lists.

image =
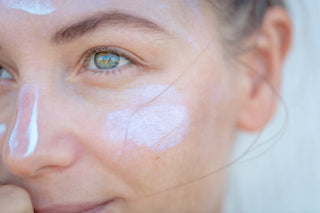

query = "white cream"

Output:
[[106, 85, 190, 152], [8, 84, 39, 158], [0, 123, 6, 138], [2, 0, 55, 15], [107, 105, 190, 152]]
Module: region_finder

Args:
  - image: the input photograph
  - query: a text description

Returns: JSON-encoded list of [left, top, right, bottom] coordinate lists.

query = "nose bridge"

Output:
[[3, 83, 77, 177], [8, 83, 39, 158]]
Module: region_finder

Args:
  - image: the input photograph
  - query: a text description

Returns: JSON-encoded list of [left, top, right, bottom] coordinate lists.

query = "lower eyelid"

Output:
[[77, 65, 142, 88], [87, 62, 134, 75]]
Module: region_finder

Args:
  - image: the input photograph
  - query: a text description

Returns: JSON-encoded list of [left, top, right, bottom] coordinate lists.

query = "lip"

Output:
[[34, 200, 114, 213]]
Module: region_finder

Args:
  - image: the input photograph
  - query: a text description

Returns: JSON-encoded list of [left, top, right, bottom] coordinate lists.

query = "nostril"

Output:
[[3, 154, 39, 177]]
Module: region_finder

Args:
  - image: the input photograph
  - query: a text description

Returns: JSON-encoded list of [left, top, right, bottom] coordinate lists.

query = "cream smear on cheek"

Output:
[[8, 84, 39, 157], [2, 0, 55, 15], [0, 123, 6, 139], [106, 85, 190, 152]]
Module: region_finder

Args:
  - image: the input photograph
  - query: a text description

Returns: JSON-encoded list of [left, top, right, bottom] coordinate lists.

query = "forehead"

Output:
[[0, 0, 204, 32], [0, 0, 215, 55]]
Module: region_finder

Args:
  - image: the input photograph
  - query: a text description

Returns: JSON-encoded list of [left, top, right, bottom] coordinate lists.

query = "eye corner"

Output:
[[0, 65, 16, 82]]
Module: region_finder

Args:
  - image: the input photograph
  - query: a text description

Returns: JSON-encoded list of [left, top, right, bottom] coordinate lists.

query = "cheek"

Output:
[[94, 84, 191, 155], [74, 84, 192, 191], [77, 79, 235, 191], [106, 104, 190, 152]]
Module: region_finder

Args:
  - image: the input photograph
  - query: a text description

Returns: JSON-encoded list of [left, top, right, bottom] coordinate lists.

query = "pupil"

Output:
[[94, 52, 120, 69]]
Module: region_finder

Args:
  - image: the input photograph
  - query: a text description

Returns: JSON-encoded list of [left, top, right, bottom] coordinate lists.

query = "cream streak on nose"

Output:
[[2, 0, 55, 15], [0, 123, 6, 138], [8, 84, 39, 158]]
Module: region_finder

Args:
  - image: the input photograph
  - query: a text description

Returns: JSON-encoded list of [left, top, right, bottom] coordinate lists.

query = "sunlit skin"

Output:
[[0, 0, 291, 212]]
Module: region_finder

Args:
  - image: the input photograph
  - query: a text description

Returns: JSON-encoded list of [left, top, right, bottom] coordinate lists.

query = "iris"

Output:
[[94, 52, 120, 69]]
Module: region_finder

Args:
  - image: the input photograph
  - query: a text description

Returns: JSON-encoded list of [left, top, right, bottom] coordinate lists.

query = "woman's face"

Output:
[[0, 0, 247, 212]]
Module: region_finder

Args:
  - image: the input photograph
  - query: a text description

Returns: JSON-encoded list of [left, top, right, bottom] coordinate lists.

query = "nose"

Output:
[[3, 84, 76, 177]]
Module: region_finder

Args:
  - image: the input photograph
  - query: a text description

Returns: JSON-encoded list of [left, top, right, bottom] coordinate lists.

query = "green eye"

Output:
[[94, 52, 120, 69], [86, 48, 131, 73]]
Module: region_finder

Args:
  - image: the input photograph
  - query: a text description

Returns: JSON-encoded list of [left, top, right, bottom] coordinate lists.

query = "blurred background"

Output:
[[224, 1, 320, 212]]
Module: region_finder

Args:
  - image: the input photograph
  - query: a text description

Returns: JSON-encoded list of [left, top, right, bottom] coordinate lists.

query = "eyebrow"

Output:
[[52, 11, 168, 44]]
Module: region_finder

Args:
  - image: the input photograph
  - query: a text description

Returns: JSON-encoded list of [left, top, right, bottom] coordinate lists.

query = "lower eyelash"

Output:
[[87, 66, 126, 75]]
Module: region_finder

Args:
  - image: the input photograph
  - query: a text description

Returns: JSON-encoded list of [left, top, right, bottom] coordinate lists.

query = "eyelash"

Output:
[[80, 46, 138, 75]]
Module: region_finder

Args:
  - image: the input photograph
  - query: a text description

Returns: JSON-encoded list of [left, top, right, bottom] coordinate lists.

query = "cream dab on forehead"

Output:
[[106, 85, 190, 152], [2, 0, 55, 15]]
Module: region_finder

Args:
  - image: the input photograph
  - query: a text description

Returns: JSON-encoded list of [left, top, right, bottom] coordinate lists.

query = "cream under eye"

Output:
[[0, 66, 14, 80]]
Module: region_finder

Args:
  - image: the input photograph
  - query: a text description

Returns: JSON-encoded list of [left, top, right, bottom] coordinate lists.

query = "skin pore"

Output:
[[0, 0, 291, 212]]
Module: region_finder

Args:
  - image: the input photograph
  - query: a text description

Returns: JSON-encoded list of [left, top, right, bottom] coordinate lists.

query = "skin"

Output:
[[0, 0, 291, 212]]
